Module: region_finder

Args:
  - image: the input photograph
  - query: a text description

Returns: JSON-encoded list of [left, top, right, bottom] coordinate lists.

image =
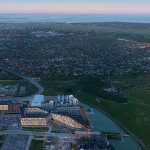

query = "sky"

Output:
[[0, 0, 150, 14]]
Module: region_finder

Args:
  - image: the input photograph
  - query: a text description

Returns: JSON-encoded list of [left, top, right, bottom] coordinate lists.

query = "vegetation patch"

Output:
[[70, 143, 77, 150], [0, 69, 21, 80], [22, 127, 48, 132], [41, 77, 127, 103], [29, 140, 44, 150], [0, 135, 6, 142]]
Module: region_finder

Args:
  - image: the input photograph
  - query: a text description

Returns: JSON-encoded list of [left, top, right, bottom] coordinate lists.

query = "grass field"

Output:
[[29, 140, 44, 150], [40, 75, 150, 149], [22, 127, 48, 132]]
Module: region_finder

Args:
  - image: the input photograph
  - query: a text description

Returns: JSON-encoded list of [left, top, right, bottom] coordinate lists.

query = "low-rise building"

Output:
[[0, 100, 21, 114], [21, 95, 91, 130], [21, 107, 50, 127]]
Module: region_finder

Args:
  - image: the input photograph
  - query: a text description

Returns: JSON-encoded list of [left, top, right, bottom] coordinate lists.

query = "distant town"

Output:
[[0, 23, 150, 77]]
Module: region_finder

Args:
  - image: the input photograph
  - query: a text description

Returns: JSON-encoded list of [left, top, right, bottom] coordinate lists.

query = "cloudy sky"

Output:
[[0, 0, 150, 14]]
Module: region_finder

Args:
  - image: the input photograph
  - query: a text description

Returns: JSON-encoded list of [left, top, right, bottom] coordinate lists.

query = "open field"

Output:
[[40, 75, 150, 149]]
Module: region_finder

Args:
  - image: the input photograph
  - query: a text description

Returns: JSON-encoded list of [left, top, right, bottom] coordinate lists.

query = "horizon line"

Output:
[[0, 13, 150, 15]]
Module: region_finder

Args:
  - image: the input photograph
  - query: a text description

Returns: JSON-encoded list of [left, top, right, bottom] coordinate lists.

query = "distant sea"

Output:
[[0, 14, 150, 23]]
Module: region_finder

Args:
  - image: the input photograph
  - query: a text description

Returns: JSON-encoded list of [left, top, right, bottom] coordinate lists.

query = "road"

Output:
[[0, 129, 74, 139], [0, 130, 47, 136], [0, 66, 44, 101]]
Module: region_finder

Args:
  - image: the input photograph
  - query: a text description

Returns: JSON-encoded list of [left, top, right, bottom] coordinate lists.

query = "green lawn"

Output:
[[22, 127, 48, 132], [111, 75, 150, 105], [40, 75, 150, 149], [41, 77, 78, 95], [29, 140, 44, 150], [127, 90, 150, 105]]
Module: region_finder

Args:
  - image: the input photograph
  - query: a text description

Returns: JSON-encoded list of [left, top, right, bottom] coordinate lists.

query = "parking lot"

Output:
[[1, 134, 29, 150], [0, 114, 21, 127]]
